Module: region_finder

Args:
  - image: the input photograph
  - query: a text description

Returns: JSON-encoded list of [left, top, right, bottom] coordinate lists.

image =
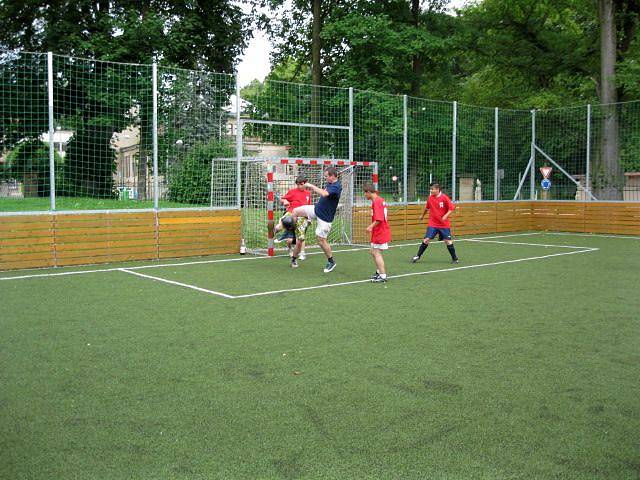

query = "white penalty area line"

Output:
[[120, 246, 598, 300], [0, 232, 543, 282], [231, 248, 598, 299], [465, 239, 589, 249], [118, 269, 235, 299], [543, 232, 640, 240]]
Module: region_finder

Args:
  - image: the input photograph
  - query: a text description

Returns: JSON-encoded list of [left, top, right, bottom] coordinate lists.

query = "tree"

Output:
[[457, 0, 639, 199], [0, 51, 48, 153], [0, 0, 249, 200], [252, 0, 350, 156], [458, 0, 599, 108], [253, 1, 457, 200], [593, 0, 640, 199], [1, 140, 63, 197]]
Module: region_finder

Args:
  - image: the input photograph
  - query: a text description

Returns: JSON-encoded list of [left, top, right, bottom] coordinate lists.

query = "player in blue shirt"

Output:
[[291, 166, 342, 272]]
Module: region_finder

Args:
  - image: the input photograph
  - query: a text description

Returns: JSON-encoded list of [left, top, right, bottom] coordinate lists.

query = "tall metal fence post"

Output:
[[586, 104, 592, 202], [403, 94, 408, 204], [152, 63, 159, 210], [348, 87, 354, 163], [530, 109, 536, 200], [47, 52, 56, 211], [452, 101, 457, 201], [494, 107, 499, 202], [235, 74, 242, 208]]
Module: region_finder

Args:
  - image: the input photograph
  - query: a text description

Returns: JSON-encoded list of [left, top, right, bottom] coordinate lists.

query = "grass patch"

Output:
[[0, 196, 213, 211]]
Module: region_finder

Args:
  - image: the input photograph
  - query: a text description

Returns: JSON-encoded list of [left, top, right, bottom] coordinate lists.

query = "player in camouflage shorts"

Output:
[[274, 175, 312, 260], [278, 212, 310, 258]]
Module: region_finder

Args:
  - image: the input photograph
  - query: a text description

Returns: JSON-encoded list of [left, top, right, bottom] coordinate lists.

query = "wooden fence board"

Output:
[[3, 203, 640, 271]]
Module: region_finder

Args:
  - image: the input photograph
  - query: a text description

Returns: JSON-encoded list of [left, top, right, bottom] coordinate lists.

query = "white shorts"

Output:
[[371, 243, 389, 250], [297, 205, 333, 239]]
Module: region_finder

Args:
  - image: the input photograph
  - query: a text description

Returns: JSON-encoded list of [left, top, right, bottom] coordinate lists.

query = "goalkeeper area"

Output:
[[1, 231, 639, 479], [239, 157, 379, 256]]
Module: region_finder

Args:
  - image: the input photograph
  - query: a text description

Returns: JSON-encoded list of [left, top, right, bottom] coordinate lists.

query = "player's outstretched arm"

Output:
[[305, 183, 329, 198]]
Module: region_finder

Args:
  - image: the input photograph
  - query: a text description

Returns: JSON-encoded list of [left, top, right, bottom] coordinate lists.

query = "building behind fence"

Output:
[[1, 50, 640, 214]]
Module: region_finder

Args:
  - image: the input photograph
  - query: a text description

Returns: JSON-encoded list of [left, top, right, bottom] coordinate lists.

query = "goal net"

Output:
[[241, 158, 379, 256]]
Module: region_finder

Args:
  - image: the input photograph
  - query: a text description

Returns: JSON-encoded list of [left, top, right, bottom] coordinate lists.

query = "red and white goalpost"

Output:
[[242, 157, 378, 256]]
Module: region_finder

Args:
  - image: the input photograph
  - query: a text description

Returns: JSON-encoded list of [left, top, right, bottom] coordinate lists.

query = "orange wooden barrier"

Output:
[[1, 202, 638, 270], [0, 209, 241, 271]]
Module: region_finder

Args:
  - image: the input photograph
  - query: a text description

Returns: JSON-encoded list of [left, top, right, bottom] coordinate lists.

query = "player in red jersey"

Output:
[[412, 183, 459, 264], [364, 184, 392, 283], [274, 176, 312, 259], [281, 177, 312, 212]]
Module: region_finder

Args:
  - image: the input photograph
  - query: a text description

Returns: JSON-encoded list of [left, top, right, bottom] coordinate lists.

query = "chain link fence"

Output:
[[2, 50, 640, 213]]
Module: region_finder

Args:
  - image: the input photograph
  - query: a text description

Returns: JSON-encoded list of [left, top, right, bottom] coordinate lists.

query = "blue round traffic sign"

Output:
[[541, 178, 551, 190]]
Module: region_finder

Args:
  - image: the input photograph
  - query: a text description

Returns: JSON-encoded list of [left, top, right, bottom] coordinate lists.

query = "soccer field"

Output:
[[1, 231, 639, 479]]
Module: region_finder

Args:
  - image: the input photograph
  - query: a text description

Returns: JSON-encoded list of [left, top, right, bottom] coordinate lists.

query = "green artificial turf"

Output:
[[1, 232, 639, 479]]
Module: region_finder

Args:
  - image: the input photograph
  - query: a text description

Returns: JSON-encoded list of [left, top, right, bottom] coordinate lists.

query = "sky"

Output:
[[236, 0, 470, 87]]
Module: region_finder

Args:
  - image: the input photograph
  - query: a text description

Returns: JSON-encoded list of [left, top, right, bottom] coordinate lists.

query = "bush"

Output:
[[167, 140, 235, 204]]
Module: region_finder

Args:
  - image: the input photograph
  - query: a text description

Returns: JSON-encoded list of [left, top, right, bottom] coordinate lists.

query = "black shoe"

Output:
[[370, 272, 380, 280], [323, 261, 336, 273], [291, 259, 299, 268], [411, 256, 420, 263], [451, 258, 459, 264], [371, 275, 387, 283]]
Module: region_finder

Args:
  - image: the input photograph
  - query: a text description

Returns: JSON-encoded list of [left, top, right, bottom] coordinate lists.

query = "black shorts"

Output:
[[425, 227, 452, 241]]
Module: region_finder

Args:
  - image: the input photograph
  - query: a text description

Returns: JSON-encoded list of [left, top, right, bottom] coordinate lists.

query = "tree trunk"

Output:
[[407, 0, 422, 201], [310, 0, 322, 157], [596, 0, 623, 200]]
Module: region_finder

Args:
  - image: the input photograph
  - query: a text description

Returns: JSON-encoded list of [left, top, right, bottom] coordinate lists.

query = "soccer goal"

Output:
[[241, 158, 379, 256]]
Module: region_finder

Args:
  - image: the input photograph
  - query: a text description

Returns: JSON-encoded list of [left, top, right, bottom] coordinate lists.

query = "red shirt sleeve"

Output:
[[446, 196, 455, 212]]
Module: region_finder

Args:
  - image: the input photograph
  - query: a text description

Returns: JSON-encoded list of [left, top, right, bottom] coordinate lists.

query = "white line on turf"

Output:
[[544, 232, 640, 240], [119, 268, 235, 299], [0, 266, 125, 281], [1, 236, 597, 298], [0, 232, 543, 281], [232, 248, 599, 299], [466, 239, 589, 249]]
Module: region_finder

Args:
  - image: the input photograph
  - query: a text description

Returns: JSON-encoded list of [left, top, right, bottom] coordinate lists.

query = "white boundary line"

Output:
[[466, 239, 588, 249], [0, 232, 543, 281], [232, 248, 598, 299], [119, 269, 235, 299], [0, 234, 599, 299], [544, 232, 640, 240]]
